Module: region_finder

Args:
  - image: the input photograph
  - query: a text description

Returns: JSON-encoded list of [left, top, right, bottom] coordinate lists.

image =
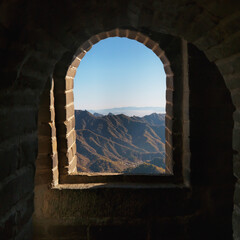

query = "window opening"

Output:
[[74, 37, 166, 175], [54, 29, 188, 184]]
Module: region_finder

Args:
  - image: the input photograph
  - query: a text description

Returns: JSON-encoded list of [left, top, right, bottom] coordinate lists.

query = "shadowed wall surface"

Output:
[[0, 1, 240, 239]]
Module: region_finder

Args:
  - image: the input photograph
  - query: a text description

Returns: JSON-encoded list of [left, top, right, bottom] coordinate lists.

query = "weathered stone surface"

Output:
[[0, 1, 240, 239]]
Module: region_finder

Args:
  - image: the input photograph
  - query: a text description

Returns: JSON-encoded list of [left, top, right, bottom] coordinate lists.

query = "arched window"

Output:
[[74, 37, 166, 175], [52, 29, 190, 185]]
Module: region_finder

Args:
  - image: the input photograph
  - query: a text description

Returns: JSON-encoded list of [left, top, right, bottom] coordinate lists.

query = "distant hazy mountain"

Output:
[[93, 112, 104, 117], [84, 106, 165, 117], [75, 110, 165, 174]]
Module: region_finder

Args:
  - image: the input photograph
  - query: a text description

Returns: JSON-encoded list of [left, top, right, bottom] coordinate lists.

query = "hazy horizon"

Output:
[[76, 106, 165, 110], [76, 106, 166, 117]]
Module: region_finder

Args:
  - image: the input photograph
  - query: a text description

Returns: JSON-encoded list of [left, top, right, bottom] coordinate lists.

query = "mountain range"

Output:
[[75, 110, 166, 174], [84, 106, 165, 117]]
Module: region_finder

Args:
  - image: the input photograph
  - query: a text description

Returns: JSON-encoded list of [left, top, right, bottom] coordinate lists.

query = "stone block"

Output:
[[89, 35, 101, 45], [165, 128, 172, 146], [70, 57, 81, 68], [19, 135, 38, 168], [127, 30, 138, 40], [68, 156, 77, 174], [38, 122, 56, 138], [234, 109, 240, 122], [218, 55, 240, 76], [65, 77, 74, 90], [66, 67, 77, 79], [56, 117, 75, 136], [36, 154, 53, 170], [89, 224, 148, 240], [224, 74, 240, 90], [0, 108, 38, 142], [67, 142, 77, 161], [234, 180, 240, 205], [196, 0, 240, 18], [118, 29, 128, 37], [38, 136, 53, 154], [47, 224, 87, 239], [38, 105, 51, 123], [0, 89, 38, 108], [233, 206, 240, 239], [66, 104, 75, 120], [80, 40, 92, 51], [153, 47, 164, 58], [233, 128, 240, 152], [233, 154, 240, 179], [58, 152, 69, 167], [98, 32, 108, 40], [165, 103, 173, 118], [166, 89, 173, 102], [231, 90, 240, 108], [206, 32, 240, 62], [76, 50, 86, 60], [0, 166, 34, 216], [55, 106, 67, 122], [166, 75, 174, 90], [165, 115, 172, 130], [35, 168, 53, 185], [0, 144, 18, 182], [21, 55, 54, 81], [55, 90, 74, 106], [164, 64, 172, 75], [0, 194, 33, 240], [52, 167, 59, 186], [136, 33, 146, 43]]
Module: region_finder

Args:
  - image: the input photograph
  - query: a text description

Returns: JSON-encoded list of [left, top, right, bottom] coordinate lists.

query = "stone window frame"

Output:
[[53, 29, 190, 186]]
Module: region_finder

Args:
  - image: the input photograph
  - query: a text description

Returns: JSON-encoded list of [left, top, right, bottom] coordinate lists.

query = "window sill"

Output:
[[53, 182, 189, 190], [56, 172, 190, 189]]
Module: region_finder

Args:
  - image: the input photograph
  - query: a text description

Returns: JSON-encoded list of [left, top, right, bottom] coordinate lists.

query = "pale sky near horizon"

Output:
[[74, 37, 166, 110]]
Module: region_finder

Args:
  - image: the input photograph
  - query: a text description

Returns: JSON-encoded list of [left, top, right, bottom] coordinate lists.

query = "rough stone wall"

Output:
[[54, 30, 189, 184], [0, 0, 240, 239], [188, 43, 235, 238], [36, 77, 58, 188], [33, 42, 235, 240]]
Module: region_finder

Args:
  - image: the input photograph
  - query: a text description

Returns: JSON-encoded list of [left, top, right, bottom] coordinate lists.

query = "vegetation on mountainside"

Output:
[[75, 110, 165, 174]]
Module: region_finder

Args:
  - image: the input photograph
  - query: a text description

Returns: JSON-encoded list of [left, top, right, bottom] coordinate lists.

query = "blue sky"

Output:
[[74, 37, 166, 110]]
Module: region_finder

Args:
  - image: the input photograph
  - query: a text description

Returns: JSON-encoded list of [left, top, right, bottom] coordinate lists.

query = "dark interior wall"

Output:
[[0, 1, 240, 239], [189, 43, 235, 186], [53, 32, 188, 184], [32, 43, 235, 240], [188, 43, 236, 238]]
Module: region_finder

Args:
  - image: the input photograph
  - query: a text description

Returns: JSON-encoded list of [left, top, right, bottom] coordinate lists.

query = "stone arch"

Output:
[[34, 25, 235, 238], [53, 28, 190, 184], [1, 1, 240, 239]]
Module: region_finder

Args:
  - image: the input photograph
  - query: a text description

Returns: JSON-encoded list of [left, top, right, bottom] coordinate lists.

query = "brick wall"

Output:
[[33, 39, 235, 240], [0, 1, 240, 239], [54, 29, 189, 184]]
